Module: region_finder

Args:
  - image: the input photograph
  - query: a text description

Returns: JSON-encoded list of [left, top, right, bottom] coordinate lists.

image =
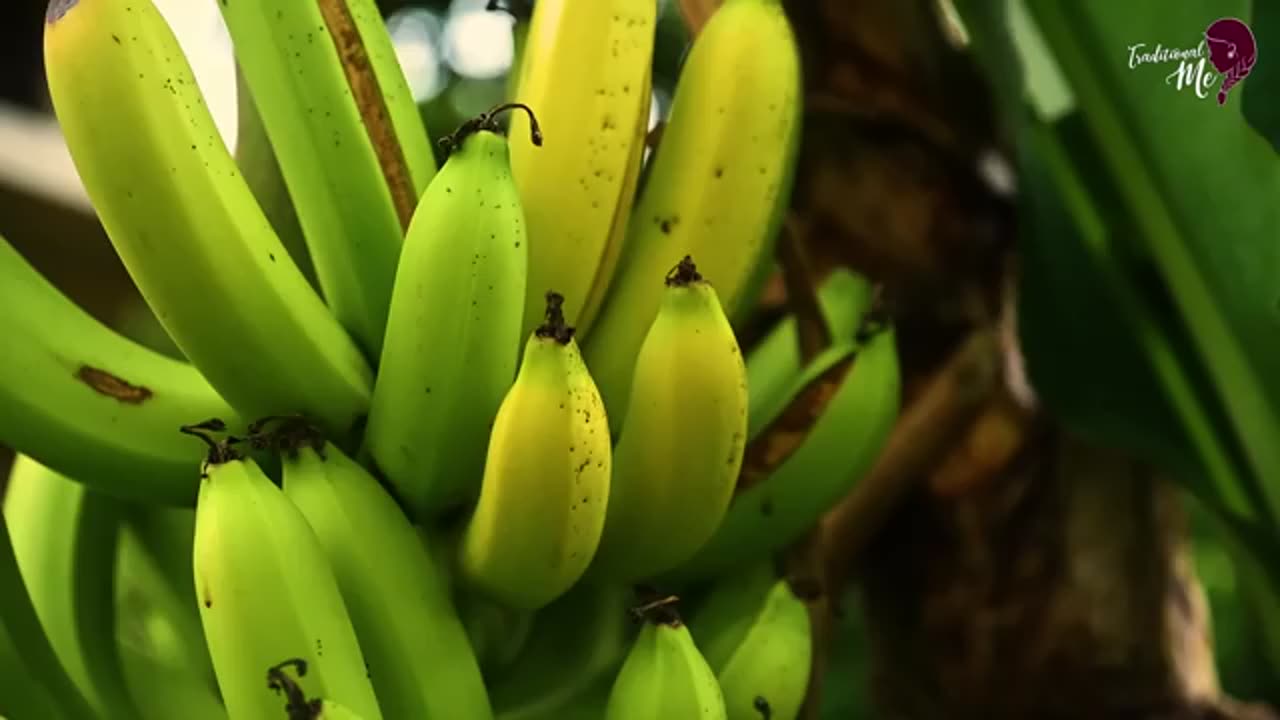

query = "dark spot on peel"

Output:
[[76, 366, 152, 404]]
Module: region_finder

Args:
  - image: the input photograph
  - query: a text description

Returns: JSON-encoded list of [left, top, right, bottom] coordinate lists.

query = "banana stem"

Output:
[[534, 291, 575, 344], [438, 102, 543, 156]]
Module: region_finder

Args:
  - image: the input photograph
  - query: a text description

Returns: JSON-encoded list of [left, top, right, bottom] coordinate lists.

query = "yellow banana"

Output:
[[44, 0, 373, 443], [508, 0, 656, 336], [457, 292, 612, 610], [583, 0, 802, 426], [588, 257, 748, 584], [363, 105, 533, 519]]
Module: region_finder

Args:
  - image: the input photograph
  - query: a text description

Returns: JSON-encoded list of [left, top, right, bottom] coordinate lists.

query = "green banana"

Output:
[[604, 599, 727, 720], [457, 292, 612, 610], [115, 510, 226, 720], [507, 0, 655, 336], [269, 424, 493, 720], [0, 469, 96, 720], [189, 432, 382, 720], [665, 326, 902, 585], [363, 105, 533, 519], [488, 584, 634, 720], [690, 568, 812, 720], [0, 233, 241, 505], [458, 592, 536, 676], [3, 455, 137, 719], [583, 0, 802, 427], [44, 0, 374, 443], [217, 0, 435, 356], [745, 269, 873, 437], [588, 257, 748, 584]]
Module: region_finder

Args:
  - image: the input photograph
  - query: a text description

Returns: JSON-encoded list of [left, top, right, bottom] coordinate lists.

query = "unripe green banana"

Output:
[[588, 258, 748, 584], [269, 425, 492, 720], [189, 434, 382, 720], [665, 325, 901, 585], [583, 0, 802, 427], [457, 293, 612, 610], [4, 455, 137, 719], [690, 568, 812, 720], [745, 269, 873, 437], [507, 0, 655, 336], [44, 0, 373, 443], [0, 466, 96, 720], [488, 584, 634, 720], [217, 0, 435, 356], [364, 105, 534, 519], [604, 600, 727, 720], [0, 234, 241, 505]]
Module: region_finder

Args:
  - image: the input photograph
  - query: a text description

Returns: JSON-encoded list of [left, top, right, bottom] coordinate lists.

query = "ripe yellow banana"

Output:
[[44, 0, 373, 443], [0, 462, 97, 720], [364, 105, 533, 519], [0, 233, 240, 505], [507, 0, 655, 336], [665, 325, 902, 584], [588, 258, 748, 584], [583, 0, 802, 425], [3, 455, 137, 719], [271, 425, 493, 720], [189, 433, 382, 720], [457, 293, 612, 610], [690, 567, 812, 720], [604, 599, 727, 720], [217, 0, 435, 356]]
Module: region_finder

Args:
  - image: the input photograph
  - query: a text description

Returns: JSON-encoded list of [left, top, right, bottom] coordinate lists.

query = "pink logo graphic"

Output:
[[1204, 17, 1258, 105]]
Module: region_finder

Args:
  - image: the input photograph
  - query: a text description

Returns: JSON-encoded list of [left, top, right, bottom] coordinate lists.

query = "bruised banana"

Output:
[[583, 0, 802, 428], [458, 293, 612, 610], [666, 324, 902, 584], [364, 105, 533, 519], [604, 600, 727, 720], [274, 427, 493, 720], [589, 258, 748, 584], [4, 455, 137, 720], [44, 0, 373, 443], [745, 269, 873, 437], [508, 0, 655, 336], [218, 0, 435, 356], [189, 435, 382, 720], [690, 566, 812, 720], [0, 233, 240, 505]]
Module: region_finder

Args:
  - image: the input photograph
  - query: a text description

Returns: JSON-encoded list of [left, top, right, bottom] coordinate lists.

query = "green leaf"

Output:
[[1242, 0, 1280, 151], [1025, 0, 1280, 514]]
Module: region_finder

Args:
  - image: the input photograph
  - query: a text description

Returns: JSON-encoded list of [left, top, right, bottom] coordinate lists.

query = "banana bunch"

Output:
[[0, 0, 904, 717]]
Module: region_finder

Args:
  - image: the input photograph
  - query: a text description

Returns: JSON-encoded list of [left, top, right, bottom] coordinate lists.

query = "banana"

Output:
[[507, 0, 655, 336], [665, 325, 901, 585], [44, 0, 374, 443], [217, 0, 435, 356], [363, 105, 533, 519], [0, 475, 96, 720], [604, 598, 727, 720], [488, 584, 634, 720], [0, 233, 241, 505], [266, 659, 370, 720], [745, 269, 874, 437], [115, 505, 224, 720], [588, 257, 748, 584], [690, 569, 812, 720], [264, 422, 493, 720], [188, 430, 382, 720], [458, 591, 536, 676], [3, 455, 137, 719], [457, 292, 612, 610], [582, 0, 802, 426]]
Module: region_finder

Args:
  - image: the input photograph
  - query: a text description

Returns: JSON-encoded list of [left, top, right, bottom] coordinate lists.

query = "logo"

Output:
[[1125, 17, 1257, 105], [1204, 17, 1258, 105]]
